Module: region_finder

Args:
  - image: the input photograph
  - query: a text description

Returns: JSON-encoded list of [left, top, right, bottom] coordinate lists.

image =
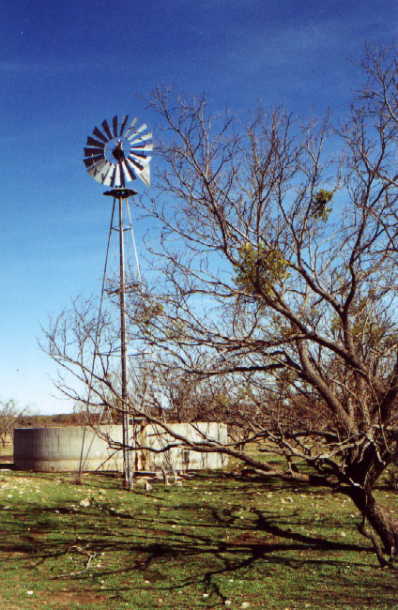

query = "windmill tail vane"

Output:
[[83, 115, 153, 188]]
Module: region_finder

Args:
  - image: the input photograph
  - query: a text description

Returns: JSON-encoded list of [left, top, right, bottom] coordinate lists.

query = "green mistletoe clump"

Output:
[[234, 242, 290, 296]]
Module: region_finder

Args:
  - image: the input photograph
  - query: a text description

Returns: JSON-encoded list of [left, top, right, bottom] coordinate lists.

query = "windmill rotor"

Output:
[[83, 115, 153, 188]]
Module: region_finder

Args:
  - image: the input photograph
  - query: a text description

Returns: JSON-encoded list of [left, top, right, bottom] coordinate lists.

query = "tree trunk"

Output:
[[348, 486, 398, 565]]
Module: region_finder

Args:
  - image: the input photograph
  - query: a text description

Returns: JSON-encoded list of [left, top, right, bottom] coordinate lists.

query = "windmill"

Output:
[[83, 115, 153, 489]]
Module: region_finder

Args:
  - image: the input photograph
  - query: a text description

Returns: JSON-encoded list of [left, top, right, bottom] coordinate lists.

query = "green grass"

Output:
[[0, 466, 397, 609]]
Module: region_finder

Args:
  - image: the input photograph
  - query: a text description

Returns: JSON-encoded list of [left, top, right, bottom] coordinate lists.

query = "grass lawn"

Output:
[[0, 461, 397, 609]]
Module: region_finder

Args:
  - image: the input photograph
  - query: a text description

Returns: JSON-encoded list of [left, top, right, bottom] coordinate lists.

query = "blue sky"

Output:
[[1, 0, 397, 414]]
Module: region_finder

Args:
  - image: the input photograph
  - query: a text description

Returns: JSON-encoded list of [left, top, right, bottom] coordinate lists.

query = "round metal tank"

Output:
[[13, 425, 124, 472]]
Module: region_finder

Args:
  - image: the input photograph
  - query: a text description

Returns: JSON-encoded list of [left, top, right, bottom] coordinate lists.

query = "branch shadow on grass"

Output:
[[0, 474, 377, 607]]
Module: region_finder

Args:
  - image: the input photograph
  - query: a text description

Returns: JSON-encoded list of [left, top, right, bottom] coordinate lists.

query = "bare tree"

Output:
[[133, 50, 398, 564], [44, 47, 398, 565], [0, 400, 29, 448]]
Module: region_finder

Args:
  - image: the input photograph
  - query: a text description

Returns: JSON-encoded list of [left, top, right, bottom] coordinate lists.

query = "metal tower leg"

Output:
[[117, 194, 132, 490]]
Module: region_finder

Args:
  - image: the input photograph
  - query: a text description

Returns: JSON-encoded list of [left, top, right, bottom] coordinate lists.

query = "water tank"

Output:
[[13, 425, 124, 472]]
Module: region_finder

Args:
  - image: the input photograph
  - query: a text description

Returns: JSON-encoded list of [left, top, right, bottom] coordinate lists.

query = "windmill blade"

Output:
[[128, 117, 138, 130], [124, 159, 137, 182], [128, 132, 153, 145], [127, 156, 144, 172], [87, 136, 105, 149], [89, 160, 113, 184], [88, 158, 108, 175], [129, 150, 148, 160], [127, 152, 152, 185], [119, 115, 129, 136], [84, 147, 105, 157], [119, 161, 130, 187], [84, 154, 104, 168], [88, 158, 109, 179], [101, 119, 113, 140], [130, 153, 152, 166], [129, 141, 153, 152], [120, 159, 137, 183], [126, 157, 150, 186], [134, 123, 148, 135], [89, 160, 112, 184], [93, 126, 108, 143], [102, 164, 116, 186], [111, 115, 118, 138], [126, 126, 150, 142], [138, 163, 151, 186], [112, 163, 123, 187]]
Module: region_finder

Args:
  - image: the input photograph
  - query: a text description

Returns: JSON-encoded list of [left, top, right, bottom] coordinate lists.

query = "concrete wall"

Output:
[[13, 422, 228, 473], [140, 422, 228, 471], [14, 425, 124, 472]]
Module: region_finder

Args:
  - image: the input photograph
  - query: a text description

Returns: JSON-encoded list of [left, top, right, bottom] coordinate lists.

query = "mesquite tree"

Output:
[[45, 47, 398, 565], [130, 48, 398, 564]]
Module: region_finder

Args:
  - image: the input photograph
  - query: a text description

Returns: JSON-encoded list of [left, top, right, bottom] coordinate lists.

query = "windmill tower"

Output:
[[83, 115, 153, 489]]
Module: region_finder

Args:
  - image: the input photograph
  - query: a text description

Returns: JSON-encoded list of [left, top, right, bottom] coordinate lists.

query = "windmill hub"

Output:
[[104, 136, 128, 163], [111, 139, 126, 162]]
